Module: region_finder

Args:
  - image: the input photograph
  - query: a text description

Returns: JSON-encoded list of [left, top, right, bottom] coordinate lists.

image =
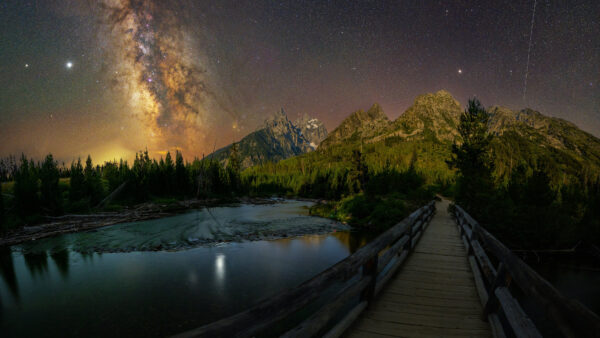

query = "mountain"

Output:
[[208, 109, 327, 168], [390, 90, 462, 142], [310, 90, 600, 184], [295, 113, 328, 149], [488, 106, 600, 161], [319, 103, 391, 148], [487, 106, 600, 179]]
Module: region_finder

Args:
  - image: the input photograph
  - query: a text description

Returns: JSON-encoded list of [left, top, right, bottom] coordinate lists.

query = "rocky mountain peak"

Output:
[[411, 90, 461, 113], [366, 103, 386, 119], [389, 90, 462, 141], [208, 108, 327, 168], [263, 108, 298, 137], [295, 113, 328, 149], [319, 104, 392, 148]]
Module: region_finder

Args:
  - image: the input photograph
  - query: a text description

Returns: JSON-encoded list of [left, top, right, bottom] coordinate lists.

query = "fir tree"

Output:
[[69, 158, 85, 201], [0, 182, 4, 224], [175, 151, 188, 196], [163, 151, 175, 194], [84, 155, 103, 204], [14, 154, 39, 216], [40, 154, 61, 214], [227, 144, 241, 193], [447, 99, 495, 221]]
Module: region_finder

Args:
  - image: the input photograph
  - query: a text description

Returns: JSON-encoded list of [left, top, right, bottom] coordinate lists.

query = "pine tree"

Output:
[[163, 151, 175, 194], [84, 155, 103, 205], [175, 151, 188, 196], [69, 158, 85, 202], [348, 149, 368, 193], [447, 99, 495, 220], [40, 154, 61, 214], [227, 144, 241, 193], [0, 182, 4, 224], [14, 154, 39, 216]]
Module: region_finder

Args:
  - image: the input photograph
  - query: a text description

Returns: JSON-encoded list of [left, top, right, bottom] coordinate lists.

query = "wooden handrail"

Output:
[[454, 204, 600, 338], [172, 200, 436, 338]]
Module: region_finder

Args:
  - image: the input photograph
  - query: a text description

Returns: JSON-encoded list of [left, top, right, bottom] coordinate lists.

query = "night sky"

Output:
[[1, 0, 598, 162]]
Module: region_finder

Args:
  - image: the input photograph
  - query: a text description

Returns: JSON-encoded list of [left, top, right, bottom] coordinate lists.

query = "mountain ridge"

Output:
[[311, 90, 600, 184], [208, 109, 327, 168]]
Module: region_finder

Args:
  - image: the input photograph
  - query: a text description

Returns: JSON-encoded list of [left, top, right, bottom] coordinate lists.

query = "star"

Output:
[[66, 61, 73, 69], [25, 64, 29, 68], [458, 69, 463, 74]]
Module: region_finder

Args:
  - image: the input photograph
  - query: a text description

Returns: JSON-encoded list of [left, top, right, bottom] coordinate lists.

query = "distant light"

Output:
[[66, 61, 73, 69]]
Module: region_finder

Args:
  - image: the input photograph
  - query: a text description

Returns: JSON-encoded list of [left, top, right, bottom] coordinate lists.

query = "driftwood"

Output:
[[0, 198, 275, 248]]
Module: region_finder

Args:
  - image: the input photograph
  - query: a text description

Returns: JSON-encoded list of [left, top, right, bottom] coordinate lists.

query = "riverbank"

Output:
[[0, 197, 282, 248]]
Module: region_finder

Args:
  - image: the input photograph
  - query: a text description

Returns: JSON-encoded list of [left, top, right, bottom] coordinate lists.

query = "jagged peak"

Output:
[[489, 106, 548, 121], [367, 102, 382, 113], [412, 90, 460, 109], [265, 108, 290, 125], [435, 89, 453, 97], [345, 104, 389, 122], [295, 113, 323, 126]]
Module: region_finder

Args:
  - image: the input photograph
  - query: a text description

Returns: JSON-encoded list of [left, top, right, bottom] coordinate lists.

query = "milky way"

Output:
[[100, 0, 233, 155], [0, 1, 598, 162]]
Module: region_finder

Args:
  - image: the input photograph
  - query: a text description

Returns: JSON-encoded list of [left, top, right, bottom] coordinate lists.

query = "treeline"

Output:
[[244, 148, 436, 231], [450, 99, 600, 249], [243, 137, 453, 199], [0, 145, 244, 230]]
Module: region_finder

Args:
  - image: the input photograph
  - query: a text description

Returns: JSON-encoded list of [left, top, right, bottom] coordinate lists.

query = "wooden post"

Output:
[[361, 256, 378, 305], [483, 263, 508, 319], [405, 218, 414, 251]]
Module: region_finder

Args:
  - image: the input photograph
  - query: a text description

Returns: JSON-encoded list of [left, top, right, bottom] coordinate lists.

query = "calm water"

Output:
[[1, 201, 598, 337], [520, 253, 600, 335], [0, 201, 369, 337]]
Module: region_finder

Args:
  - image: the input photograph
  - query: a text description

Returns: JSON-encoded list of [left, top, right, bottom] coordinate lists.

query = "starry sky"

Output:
[[1, 0, 598, 163]]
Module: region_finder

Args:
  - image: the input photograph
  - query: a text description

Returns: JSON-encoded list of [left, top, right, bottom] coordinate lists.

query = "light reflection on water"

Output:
[[214, 253, 226, 292], [0, 203, 372, 338]]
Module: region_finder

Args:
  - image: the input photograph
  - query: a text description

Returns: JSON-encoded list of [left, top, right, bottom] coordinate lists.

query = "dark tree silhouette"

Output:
[[14, 154, 39, 216], [0, 182, 4, 223], [40, 154, 61, 214], [227, 143, 241, 193], [69, 158, 85, 202], [447, 99, 495, 221], [83, 155, 103, 205], [175, 151, 188, 195]]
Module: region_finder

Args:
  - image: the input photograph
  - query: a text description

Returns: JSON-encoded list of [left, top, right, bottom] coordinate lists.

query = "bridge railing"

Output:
[[172, 200, 436, 338], [454, 204, 600, 338]]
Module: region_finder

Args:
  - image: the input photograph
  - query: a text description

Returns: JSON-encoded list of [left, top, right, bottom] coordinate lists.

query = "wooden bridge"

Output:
[[174, 199, 600, 338]]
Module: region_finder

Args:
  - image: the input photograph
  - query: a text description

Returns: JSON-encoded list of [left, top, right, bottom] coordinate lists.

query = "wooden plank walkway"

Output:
[[347, 199, 491, 337]]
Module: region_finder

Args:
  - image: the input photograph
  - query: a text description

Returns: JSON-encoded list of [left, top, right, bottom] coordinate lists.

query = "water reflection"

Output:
[[270, 231, 372, 253], [23, 251, 49, 278], [215, 253, 226, 284], [80, 251, 95, 262], [0, 248, 19, 301], [50, 249, 70, 279], [330, 231, 372, 253]]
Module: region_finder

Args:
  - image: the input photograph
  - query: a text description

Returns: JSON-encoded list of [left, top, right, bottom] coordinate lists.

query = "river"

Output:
[[0, 200, 370, 337], [0, 200, 598, 337]]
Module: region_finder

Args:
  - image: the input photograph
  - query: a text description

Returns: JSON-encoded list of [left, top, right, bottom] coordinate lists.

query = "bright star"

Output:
[[458, 69, 463, 74], [25, 64, 29, 68], [66, 61, 73, 69]]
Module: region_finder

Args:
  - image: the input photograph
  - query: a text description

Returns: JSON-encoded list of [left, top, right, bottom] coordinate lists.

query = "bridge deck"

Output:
[[347, 200, 491, 337]]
